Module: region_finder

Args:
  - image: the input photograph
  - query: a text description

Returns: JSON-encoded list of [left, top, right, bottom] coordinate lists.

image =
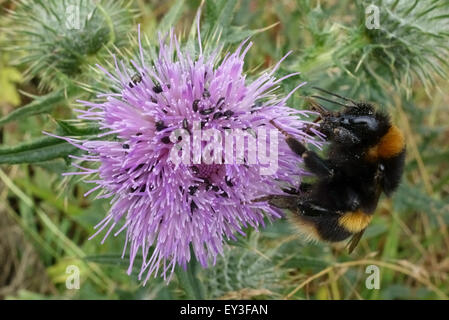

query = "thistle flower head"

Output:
[[51, 25, 319, 283], [6, 0, 133, 89]]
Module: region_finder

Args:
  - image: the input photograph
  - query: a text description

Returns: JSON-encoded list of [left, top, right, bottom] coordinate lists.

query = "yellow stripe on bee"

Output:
[[338, 210, 372, 233], [366, 125, 405, 161]]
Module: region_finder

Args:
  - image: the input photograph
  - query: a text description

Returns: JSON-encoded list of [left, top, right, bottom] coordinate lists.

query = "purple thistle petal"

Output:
[[54, 25, 321, 284]]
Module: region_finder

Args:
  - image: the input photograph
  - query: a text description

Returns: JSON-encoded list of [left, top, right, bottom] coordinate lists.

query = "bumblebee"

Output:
[[263, 87, 406, 252]]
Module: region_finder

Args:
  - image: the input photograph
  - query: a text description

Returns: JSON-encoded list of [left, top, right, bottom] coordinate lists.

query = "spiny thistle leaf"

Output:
[[0, 86, 82, 128], [0, 119, 100, 164], [0, 136, 79, 164], [4, 0, 135, 90], [200, 0, 268, 50]]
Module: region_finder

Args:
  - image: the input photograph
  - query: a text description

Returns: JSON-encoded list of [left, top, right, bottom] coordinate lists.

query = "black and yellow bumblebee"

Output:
[[263, 87, 406, 252]]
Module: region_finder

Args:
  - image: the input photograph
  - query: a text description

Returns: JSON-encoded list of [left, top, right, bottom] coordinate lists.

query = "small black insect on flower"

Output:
[[129, 73, 143, 88]]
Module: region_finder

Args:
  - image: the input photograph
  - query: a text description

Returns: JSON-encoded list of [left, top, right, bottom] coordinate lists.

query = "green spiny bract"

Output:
[[358, 0, 449, 94], [292, 0, 449, 98], [5, 0, 134, 90], [200, 234, 280, 299]]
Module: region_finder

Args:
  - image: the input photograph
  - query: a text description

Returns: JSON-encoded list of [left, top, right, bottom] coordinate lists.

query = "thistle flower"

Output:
[[49, 25, 319, 283], [6, 0, 134, 90]]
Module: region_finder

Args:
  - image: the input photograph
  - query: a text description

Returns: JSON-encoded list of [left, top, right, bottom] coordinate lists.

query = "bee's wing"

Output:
[[347, 229, 366, 254]]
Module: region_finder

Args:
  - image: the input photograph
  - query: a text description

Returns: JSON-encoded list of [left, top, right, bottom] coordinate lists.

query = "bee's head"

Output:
[[308, 89, 391, 147], [322, 103, 390, 146]]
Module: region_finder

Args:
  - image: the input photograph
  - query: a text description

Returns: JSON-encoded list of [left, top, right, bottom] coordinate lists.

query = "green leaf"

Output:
[[215, 0, 237, 29], [0, 86, 81, 128], [0, 136, 80, 164], [202, 0, 238, 44], [14, 178, 83, 216], [56, 120, 102, 136], [203, 0, 220, 28], [225, 26, 268, 44]]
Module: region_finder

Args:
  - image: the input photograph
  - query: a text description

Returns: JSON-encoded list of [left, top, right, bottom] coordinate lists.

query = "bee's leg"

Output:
[[252, 195, 297, 211], [282, 182, 312, 195], [270, 120, 334, 178], [296, 199, 334, 217], [333, 127, 360, 145], [270, 120, 307, 156], [282, 187, 298, 195], [300, 182, 313, 192], [253, 194, 333, 217], [303, 116, 322, 136], [302, 151, 334, 178], [345, 188, 361, 211]]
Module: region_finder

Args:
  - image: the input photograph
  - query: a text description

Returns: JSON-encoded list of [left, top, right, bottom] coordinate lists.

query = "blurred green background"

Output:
[[0, 0, 448, 300]]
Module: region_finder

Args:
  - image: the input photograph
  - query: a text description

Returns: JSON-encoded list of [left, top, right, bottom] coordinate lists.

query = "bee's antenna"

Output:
[[311, 95, 349, 108], [312, 87, 357, 106]]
